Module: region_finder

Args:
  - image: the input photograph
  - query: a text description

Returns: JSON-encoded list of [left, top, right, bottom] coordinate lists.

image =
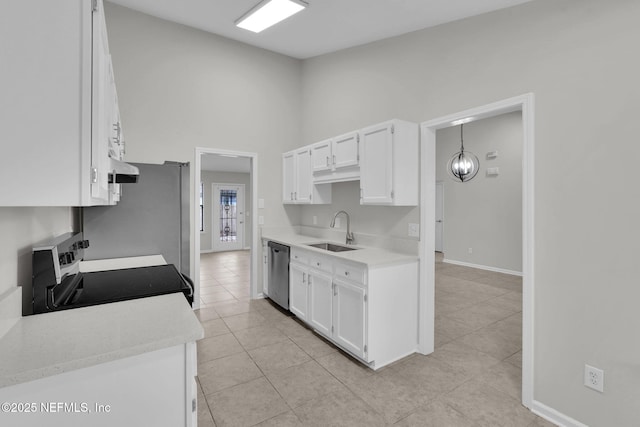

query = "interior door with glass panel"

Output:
[[212, 184, 245, 252]]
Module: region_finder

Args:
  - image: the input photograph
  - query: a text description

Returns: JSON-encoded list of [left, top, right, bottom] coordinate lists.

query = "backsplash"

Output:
[[298, 181, 420, 243]]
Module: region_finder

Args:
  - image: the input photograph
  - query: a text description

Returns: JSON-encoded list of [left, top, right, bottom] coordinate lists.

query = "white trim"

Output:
[[419, 93, 535, 410], [442, 258, 522, 277], [193, 148, 259, 311], [199, 249, 215, 254], [531, 400, 588, 427]]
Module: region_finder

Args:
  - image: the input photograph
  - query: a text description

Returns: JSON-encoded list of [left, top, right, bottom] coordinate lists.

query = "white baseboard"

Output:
[[531, 400, 588, 427], [200, 249, 215, 254], [442, 258, 522, 277]]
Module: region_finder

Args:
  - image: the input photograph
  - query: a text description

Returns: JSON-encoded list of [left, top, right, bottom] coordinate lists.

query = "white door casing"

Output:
[[435, 181, 444, 252], [419, 93, 535, 410]]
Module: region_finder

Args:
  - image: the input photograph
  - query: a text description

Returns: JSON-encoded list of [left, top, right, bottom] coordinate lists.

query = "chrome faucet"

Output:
[[330, 210, 354, 245]]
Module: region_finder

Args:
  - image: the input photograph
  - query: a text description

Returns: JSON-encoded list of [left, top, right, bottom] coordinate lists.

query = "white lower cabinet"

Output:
[[332, 278, 367, 359], [262, 241, 269, 296], [289, 247, 418, 369], [289, 263, 309, 321], [308, 268, 333, 337]]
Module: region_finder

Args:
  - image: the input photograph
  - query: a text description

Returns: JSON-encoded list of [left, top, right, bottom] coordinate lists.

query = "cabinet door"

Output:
[[262, 242, 269, 296], [308, 271, 333, 337], [294, 147, 312, 203], [333, 131, 359, 169], [333, 279, 367, 359], [360, 123, 393, 204], [282, 152, 295, 203], [289, 264, 309, 322], [90, 3, 112, 204], [311, 139, 332, 172]]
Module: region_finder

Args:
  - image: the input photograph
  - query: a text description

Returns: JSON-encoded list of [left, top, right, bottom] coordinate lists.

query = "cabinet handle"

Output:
[[303, 272, 306, 283], [316, 262, 320, 267], [308, 276, 312, 285], [290, 192, 293, 200], [333, 284, 337, 296], [294, 192, 297, 200], [326, 156, 329, 167], [344, 271, 349, 276], [333, 155, 336, 165]]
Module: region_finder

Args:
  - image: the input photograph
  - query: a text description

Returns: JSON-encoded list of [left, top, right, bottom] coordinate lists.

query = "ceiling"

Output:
[[201, 154, 251, 173], [107, 0, 533, 59]]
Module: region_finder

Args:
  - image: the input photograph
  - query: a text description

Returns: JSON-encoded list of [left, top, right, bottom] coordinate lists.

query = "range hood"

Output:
[[108, 158, 140, 184]]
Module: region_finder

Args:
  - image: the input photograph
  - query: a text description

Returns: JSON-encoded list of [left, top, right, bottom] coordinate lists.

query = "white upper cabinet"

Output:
[[311, 139, 333, 173], [312, 131, 360, 184], [283, 152, 296, 203], [294, 146, 313, 203], [360, 120, 419, 206], [332, 131, 360, 169], [282, 148, 331, 204], [0, 0, 126, 206]]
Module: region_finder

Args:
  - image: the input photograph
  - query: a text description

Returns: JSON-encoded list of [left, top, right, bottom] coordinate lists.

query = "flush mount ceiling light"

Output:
[[236, 0, 308, 33], [447, 123, 480, 183]]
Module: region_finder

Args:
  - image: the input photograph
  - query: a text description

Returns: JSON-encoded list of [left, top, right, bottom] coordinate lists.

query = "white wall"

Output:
[[103, 2, 302, 234], [0, 208, 73, 313], [299, 0, 640, 425], [435, 112, 522, 273], [200, 171, 251, 252]]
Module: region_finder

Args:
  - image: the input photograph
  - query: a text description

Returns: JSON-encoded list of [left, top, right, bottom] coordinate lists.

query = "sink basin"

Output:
[[306, 242, 359, 252]]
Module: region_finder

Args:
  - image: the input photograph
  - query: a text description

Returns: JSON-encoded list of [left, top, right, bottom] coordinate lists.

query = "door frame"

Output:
[[193, 148, 259, 310], [418, 93, 535, 409], [211, 183, 245, 252], [435, 181, 444, 253]]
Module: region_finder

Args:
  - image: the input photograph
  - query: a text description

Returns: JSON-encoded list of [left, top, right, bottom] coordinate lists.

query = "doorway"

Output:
[[193, 148, 258, 311], [212, 183, 245, 252], [419, 93, 535, 409]]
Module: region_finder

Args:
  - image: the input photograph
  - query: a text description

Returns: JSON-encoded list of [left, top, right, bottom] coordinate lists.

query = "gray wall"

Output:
[[200, 171, 251, 252], [0, 208, 72, 298], [103, 2, 302, 236], [298, 1, 640, 425], [435, 112, 522, 273]]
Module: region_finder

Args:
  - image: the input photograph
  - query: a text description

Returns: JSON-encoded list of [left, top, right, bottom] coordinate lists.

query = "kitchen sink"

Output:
[[306, 242, 359, 252]]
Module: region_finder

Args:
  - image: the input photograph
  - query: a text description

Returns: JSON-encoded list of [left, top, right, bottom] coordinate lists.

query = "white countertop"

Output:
[[261, 231, 418, 267], [0, 293, 203, 388]]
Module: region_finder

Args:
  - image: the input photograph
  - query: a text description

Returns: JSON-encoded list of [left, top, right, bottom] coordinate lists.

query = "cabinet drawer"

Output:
[[308, 254, 332, 273], [335, 263, 366, 284], [291, 248, 309, 265]]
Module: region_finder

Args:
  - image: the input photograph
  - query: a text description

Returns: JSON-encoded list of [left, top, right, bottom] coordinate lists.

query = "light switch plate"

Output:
[[408, 223, 420, 237], [258, 216, 264, 225]]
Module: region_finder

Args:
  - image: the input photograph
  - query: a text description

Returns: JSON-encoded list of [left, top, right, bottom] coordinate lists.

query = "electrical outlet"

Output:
[[468, 247, 473, 254], [584, 364, 604, 393], [313, 216, 317, 225], [408, 223, 419, 237], [258, 216, 264, 225], [334, 217, 341, 228]]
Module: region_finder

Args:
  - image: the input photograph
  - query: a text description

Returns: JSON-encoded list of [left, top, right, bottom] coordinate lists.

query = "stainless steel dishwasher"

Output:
[[267, 241, 290, 310]]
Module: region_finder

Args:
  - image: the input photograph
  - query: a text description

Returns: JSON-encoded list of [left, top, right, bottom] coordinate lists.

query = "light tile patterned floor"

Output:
[[196, 251, 554, 427]]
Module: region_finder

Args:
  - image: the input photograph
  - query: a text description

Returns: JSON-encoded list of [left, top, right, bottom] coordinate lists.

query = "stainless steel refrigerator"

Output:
[[82, 162, 190, 277]]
